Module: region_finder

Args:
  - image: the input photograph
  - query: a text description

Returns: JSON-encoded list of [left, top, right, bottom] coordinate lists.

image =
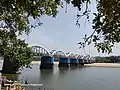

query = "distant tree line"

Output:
[[95, 56, 120, 63]]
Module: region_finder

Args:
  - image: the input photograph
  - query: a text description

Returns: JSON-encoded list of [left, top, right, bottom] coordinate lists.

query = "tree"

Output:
[[0, 0, 91, 73], [1, 0, 120, 73], [94, 56, 111, 63], [0, 29, 33, 73], [0, 0, 91, 33], [78, 0, 120, 54]]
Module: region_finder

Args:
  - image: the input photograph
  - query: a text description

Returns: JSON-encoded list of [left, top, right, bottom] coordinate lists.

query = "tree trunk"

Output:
[[1, 57, 20, 74]]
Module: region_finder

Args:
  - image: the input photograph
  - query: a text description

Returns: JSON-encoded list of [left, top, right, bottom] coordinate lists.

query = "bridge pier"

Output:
[[40, 56, 54, 69], [84, 59, 89, 64], [88, 60, 91, 64], [58, 57, 70, 67], [78, 59, 84, 66], [70, 58, 78, 66]]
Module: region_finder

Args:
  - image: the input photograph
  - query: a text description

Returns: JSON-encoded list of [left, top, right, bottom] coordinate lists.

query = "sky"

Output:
[[20, 0, 120, 57]]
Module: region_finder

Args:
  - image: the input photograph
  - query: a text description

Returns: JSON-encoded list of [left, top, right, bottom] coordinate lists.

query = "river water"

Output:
[[1, 64, 120, 90]]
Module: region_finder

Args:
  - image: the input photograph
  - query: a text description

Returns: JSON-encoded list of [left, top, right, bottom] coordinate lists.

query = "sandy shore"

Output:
[[31, 61, 120, 68], [84, 63, 120, 68], [31, 61, 41, 64]]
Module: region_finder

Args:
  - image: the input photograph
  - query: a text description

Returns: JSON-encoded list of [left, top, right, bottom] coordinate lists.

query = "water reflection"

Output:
[[18, 64, 41, 84], [69, 66, 78, 70], [2, 64, 120, 90], [40, 69, 53, 81], [58, 67, 70, 75]]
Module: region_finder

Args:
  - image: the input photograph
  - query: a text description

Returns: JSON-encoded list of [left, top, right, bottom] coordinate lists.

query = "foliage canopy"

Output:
[[79, 0, 120, 54]]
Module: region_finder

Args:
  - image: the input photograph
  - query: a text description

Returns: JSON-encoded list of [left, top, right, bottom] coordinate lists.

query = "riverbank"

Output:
[[31, 61, 41, 64], [84, 63, 120, 68], [31, 61, 120, 68]]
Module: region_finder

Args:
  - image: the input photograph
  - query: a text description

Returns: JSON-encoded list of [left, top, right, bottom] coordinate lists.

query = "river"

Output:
[[1, 64, 120, 90]]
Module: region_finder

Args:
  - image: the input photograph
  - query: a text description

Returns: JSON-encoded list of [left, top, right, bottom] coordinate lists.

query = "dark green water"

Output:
[[1, 64, 120, 90]]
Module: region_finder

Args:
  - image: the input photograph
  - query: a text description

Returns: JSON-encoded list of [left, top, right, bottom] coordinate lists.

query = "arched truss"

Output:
[[83, 56, 87, 60], [50, 50, 56, 54], [76, 55, 83, 59], [30, 45, 51, 56], [74, 54, 78, 59], [66, 52, 76, 58], [83, 55, 90, 60], [86, 55, 90, 60], [51, 50, 66, 57]]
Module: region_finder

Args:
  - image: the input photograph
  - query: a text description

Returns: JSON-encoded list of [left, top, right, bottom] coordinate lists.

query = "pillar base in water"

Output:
[[78, 59, 84, 65], [70, 63, 78, 66], [58, 63, 70, 67], [40, 63, 54, 69], [70, 59, 78, 66], [40, 56, 54, 69], [78, 63, 84, 67], [59, 57, 70, 67]]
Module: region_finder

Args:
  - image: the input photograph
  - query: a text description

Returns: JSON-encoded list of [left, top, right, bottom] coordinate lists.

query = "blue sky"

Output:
[[20, 0, 120, 56]]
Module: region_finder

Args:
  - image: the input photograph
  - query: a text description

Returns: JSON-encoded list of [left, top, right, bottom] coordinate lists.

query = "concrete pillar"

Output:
[[58, 57, 70, 67], [84, 59, 89, 64], [88, 59, 91, 64], [70, 58, 78, 66], [78, 59, 84, 65], [40, 56, 54, 69]]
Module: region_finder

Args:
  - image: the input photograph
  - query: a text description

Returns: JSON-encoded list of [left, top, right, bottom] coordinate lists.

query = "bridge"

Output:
[[30, 45, 95, 69]]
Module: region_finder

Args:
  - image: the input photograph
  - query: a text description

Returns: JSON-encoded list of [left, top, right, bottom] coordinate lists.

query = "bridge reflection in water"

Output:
[[30, 45, 95, 69]]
